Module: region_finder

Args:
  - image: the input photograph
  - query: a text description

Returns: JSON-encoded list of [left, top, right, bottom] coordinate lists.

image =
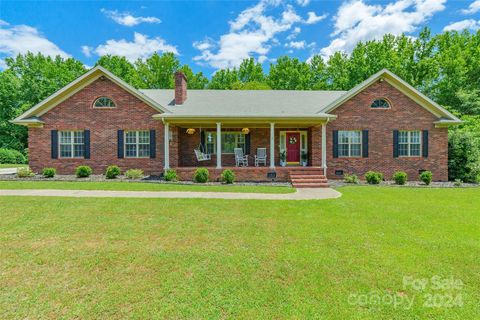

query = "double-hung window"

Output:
[[59, 131, 84, 158], [398, 130, 421, 157], [205, 132, 246, 154], [338, 130, 362, 157], [125, 131, 150, 158]]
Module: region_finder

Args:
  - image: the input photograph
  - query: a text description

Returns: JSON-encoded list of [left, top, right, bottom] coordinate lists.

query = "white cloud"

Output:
[[286, 26, 301, 40], [319, 0, 446, 59], [90, 32, 178, 61], [297, 0, 310, 6], [101, 9, 161, 27], [443, 19, 480, 31], [81, 45, 93, 57], [461, 0, 480, 14], [0, 20, 69, 66], [285, 40, 306, 49], [305, 12, 327, 24], [193, 0, 303, 69]]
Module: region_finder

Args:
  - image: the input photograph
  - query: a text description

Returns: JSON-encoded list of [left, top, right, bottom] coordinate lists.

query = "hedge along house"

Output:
[[12, 66, 461, 187]]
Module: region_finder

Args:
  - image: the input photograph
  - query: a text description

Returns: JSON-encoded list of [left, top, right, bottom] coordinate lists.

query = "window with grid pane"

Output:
[[205, 132, 246, 154], [93, 97, 116, 108], [338, 131, 362, 157], [59, 131, 84, 158], [398, 130, 421, 157], [125, 131, 150, 158]]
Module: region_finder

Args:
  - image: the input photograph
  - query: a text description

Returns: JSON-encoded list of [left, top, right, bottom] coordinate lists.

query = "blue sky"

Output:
[[1, 0, 479, 74]]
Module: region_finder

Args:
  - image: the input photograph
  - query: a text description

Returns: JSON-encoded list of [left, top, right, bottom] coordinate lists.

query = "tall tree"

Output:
[[1, 53, 86, 151], [95, 55, 142, 87], [179, 65, 209, 89], [208, 68, 239, 89], [238, 58, 265, 83], [267, 56, 313, 90], [136, 52, 180, 89]]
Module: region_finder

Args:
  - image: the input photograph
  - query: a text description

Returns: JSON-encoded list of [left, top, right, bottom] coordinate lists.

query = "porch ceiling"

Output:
[[153, 114, 335, 128]]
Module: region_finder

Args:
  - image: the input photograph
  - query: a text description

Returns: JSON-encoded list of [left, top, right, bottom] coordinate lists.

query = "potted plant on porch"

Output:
[[280, 151, 287, 167], [301, 151, 308, 167]]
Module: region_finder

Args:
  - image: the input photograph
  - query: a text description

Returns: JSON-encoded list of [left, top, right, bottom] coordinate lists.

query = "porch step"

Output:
[[290, 174, 327, 180], [288, 169, 329, 188], [293, 182, 330, 188], [291, 178, 328, 184]]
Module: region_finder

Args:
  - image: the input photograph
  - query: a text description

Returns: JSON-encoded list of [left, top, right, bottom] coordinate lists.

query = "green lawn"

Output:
[[1, 187, 478, 319], [0, 180, 294, 194], [0, 163, 27, 168]]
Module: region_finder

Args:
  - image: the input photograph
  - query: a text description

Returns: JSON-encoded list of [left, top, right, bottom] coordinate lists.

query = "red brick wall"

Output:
[[28, 77, 166, 175], [326, 80, 448, 181]]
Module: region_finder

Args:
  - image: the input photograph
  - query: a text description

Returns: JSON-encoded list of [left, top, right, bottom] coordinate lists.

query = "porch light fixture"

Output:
[[186, 128, 196, 135], [241, 128, 250, 135]]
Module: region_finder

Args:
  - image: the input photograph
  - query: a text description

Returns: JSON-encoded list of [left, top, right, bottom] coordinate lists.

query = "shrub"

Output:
[[164, 169, 178, 182], [125, 169, 144, 180], [76, 165, 92, 178], [344, 173, 359, 184], [0, 148, 26, 164], [17, 167, 34, 178], [454, 179, 462, 187], [221, 169, 235, 184], [420, 171, 433, 185], [448, 129, 480, 183], [393, 171, 408, 185], [193, 168, 209, 183], [105, 165, 121, 179], [365, 171, 383, 185], [42, 167, 56, 178]]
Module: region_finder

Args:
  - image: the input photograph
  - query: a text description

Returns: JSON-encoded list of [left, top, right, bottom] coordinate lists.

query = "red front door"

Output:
[[286, 132, 300, 163]]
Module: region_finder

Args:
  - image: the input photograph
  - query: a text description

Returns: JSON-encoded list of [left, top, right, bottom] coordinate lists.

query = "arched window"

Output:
[[370, 98, 390, 109], [93, 97, 116, 108]]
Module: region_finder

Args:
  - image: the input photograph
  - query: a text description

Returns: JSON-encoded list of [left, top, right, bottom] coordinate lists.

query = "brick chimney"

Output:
[[174, 71, 187, 105]]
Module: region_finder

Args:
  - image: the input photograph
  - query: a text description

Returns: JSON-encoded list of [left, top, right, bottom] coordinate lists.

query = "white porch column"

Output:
[[321, 123, 327, 176], [216, 122, 222, 169], [270, 122, 275, 169], [164, 122, 170, 170]]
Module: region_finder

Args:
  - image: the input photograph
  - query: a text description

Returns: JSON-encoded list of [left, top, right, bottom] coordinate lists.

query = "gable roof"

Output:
[[12, 66, 170, 125], [319, 69, 462, 124], [141, 89, 346, 116]]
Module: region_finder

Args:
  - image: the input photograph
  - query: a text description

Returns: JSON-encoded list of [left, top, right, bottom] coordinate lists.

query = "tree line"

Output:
[[1, 28, 479, 181]]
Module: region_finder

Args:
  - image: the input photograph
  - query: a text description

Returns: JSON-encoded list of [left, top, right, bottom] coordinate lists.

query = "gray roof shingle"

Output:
[[139, 89, 347, 116]]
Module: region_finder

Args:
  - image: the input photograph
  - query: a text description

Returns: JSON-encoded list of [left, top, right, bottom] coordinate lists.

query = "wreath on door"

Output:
[[289, 136, 297, 144]]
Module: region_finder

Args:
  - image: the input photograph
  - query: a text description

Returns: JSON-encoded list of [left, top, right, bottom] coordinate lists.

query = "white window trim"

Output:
[[206, 131, 246, 155], [398, 130, 422, 157], [58, 130, 85, 159], [93, 96, 116, 109], [124, 130, 150, 158], [338, 130, 362, 158]]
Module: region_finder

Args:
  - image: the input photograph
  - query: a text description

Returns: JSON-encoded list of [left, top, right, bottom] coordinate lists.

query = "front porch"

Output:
[[157, 116, 331, 185]]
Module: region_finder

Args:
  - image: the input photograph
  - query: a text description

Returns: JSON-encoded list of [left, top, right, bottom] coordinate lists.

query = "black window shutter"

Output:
[[200, 130, 206, 152], [362, 130, 369, 158], [245, 133, 251, 155], [150, 129, 156, 159], [84, 130, 90, 159], [422, 130, 429, 158], [51, 130, 58, 159], [393, 130, 399, 158], [117, 130, 124, 159], [333, 130, 339, 158]]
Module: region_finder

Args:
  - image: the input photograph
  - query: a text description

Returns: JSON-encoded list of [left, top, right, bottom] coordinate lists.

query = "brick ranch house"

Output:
[[12, 66, 461, 186]]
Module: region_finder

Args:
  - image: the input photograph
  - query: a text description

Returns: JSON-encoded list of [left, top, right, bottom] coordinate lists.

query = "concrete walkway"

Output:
[[0, 188, 341, 200], [0, 168, 17, 175]]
